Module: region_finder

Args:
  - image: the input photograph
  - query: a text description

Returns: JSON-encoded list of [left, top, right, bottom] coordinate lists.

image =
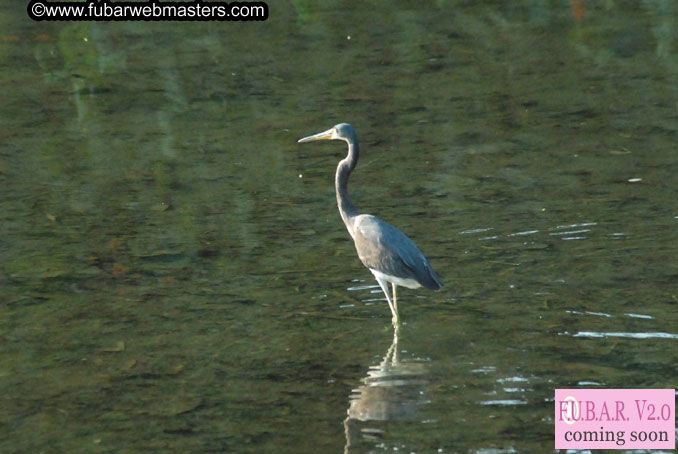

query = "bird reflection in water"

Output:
[[343, 327, 430, 452]]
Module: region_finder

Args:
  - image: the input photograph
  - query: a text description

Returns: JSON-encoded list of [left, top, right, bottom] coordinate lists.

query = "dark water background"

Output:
[[2, 1, 677, 453]]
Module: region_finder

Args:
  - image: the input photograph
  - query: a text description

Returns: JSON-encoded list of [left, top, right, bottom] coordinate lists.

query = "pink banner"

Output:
[[555, 389, 675, 449]]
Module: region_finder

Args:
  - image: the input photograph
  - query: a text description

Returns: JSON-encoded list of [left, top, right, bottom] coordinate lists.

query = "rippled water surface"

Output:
[[2, 2, 678, 453]]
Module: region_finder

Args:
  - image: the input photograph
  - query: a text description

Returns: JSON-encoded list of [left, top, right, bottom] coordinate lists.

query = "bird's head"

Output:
[[298, 123, 356, 144]]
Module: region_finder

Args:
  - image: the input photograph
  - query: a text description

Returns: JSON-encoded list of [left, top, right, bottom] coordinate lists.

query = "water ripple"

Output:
[[459, 227, 494, 235], [347, 284, 379, 291], [553, 222, 598, 229], [507, 229, 539, 237], [565, 310, 612, 318], [563, 331, 678, 339], [625, 313, 655, 319], [549, 229, 591, 236], [479, 399, 527, 406]]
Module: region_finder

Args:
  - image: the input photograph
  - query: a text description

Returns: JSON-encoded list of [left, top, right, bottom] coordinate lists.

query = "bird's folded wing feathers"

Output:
[[353, 215, 423, 279]]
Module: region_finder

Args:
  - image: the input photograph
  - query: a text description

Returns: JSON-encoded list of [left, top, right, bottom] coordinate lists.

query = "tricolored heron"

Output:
[[298, 123, 443, 324]]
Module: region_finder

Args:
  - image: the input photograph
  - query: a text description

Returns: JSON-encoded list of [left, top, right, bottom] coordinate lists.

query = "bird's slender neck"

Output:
[[336, 138, 360, 233]]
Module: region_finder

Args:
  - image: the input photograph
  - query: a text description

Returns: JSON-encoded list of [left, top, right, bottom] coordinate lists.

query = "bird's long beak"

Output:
[[298, 128, 334, 143]]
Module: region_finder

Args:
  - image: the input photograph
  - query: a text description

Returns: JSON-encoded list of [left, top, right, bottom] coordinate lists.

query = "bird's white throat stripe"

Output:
[[370, 269, 421, 289], [346, 222, 355, 240]]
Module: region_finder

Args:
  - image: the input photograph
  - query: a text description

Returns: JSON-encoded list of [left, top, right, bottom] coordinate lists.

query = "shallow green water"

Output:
[[2, 1, 678, 453]]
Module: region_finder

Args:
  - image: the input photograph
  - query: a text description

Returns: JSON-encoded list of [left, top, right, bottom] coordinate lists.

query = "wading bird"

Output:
[[298, 123, 443, 325]]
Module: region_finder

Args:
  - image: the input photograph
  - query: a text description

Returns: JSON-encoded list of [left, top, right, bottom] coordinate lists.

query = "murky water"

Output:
[[2, 1, 678, 453]]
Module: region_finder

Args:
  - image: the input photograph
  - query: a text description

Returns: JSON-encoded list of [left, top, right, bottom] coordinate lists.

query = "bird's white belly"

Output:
[[370, 269, 421, 289]]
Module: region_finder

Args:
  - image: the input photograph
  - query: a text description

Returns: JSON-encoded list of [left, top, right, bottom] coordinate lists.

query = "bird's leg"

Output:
[[374, 276, 399, 325], [391, 283, 398, 314]]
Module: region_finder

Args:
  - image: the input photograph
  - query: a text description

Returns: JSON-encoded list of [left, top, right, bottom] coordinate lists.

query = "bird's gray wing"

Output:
[[352, 215, 442, 289]]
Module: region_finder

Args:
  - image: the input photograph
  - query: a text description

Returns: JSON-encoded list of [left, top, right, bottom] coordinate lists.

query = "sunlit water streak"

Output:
[[347, 284, 379, 291], [562, 332, 678, 339], [479, 399, 528, 406], [471, 366, 497, 374], [566, 310, 656, 320], [549, 229, 591, 236], [624, 313, 655, 319], [577, 381, 602, 386], [473, 449, 519, 454], [459, 220, 601, 243], [552, 222, 598, 229], [497, 376, 529, 384], [507, 229, 539, 237], [459, 227, 494, 235], [566, 309, 612, 318]]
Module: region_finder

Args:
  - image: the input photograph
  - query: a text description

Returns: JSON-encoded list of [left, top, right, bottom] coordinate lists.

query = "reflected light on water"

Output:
[[458, 220, 602, 243], [563, 331, 678, 339], [479, 399, 528, 406]]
